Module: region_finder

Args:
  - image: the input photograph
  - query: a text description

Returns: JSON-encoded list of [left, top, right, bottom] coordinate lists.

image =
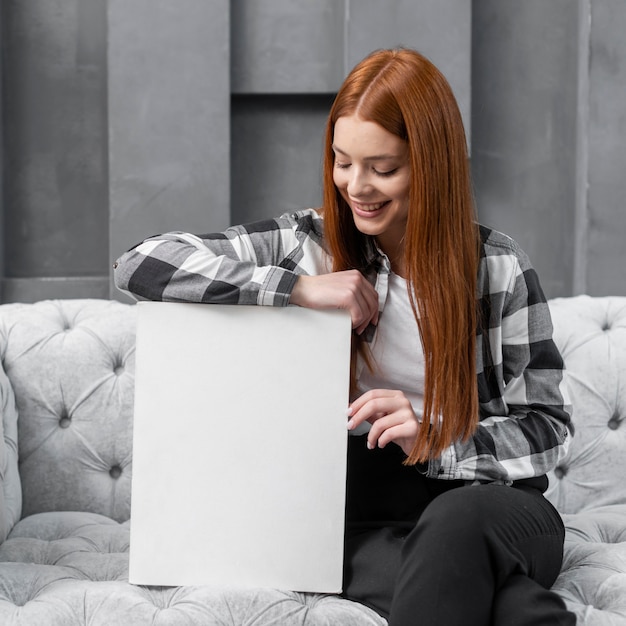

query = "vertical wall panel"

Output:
[[0, 2, 4, 303], [108, 0, 230, 299], [586, 0, 626, 296], [572, 0, 591, 296], [2, 0, 109, 302], [471, 0, 581, 298]]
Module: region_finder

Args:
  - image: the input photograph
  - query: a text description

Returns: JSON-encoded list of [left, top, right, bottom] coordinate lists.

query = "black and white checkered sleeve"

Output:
[[113, 210, 325, 306]]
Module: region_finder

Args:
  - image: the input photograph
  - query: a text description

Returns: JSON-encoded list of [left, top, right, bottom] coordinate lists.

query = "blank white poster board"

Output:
[[129, 302, 351, 592]]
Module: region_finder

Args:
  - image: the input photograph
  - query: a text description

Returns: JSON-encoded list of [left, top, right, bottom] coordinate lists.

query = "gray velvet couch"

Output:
[[0, 296, 624, 625]]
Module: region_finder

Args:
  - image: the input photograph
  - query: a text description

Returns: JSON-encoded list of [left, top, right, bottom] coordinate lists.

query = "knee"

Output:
[[397, 486, 502, 584], [413, 485, 495, 544]]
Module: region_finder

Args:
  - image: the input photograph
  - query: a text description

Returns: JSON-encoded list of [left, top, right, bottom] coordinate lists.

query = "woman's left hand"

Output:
[[347, 389, 420, 456]]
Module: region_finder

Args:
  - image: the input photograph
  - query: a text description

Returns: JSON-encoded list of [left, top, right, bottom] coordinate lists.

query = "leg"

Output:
[[492, 573, 575, 626], [388, 484, 576, 626], [342, 436, 457, 617], [342, 436, 431, 617], [343, 526, 406, 618]]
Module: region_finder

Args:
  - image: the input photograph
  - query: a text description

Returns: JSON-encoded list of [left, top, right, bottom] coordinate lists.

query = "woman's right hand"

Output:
[[289, 271, 379, 334]]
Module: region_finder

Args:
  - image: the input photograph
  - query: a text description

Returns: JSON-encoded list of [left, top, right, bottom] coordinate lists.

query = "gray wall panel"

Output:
[[586, 0, 626, 296], [231, 95, 333, 224], [3, 0, 108, 282], [347, 0, 471, 143], [0, 2, 3, 302], [108, 0, 230, 299], [231, 0, 345, 93], [471, 0, 581, 298], [2, 278, 109, 304]]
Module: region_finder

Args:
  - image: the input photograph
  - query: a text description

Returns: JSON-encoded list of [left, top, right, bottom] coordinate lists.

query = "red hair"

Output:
[[322, 48, 480, 464]]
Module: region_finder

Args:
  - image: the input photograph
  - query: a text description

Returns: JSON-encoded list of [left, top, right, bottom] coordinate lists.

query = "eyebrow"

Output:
[[332, 145, 398, 161]]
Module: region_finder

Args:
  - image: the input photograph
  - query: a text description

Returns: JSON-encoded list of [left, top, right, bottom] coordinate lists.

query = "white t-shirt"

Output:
[[353, 273, 426, 434]]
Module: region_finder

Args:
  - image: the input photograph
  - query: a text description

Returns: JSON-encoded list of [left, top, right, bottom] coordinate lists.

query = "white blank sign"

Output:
[[129, 302, 351, 592]]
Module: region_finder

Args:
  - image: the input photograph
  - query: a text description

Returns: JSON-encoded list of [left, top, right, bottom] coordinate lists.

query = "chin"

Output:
[[351, 219, 382, 238]]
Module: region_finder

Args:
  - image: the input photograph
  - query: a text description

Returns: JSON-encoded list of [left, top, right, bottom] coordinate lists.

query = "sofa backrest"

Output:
[[546, 295, 626, 513], [0, 299, 136, 523], [0, 296, 624, 527]]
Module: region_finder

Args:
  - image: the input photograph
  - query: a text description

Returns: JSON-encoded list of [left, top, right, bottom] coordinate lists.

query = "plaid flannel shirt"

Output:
[[114, 208, 571, 484]]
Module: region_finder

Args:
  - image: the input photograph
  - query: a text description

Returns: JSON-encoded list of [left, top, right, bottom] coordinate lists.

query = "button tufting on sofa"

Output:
[[57, 313, 73, 332], [607, 413, 622, 430], [554, 466, 568, 480], [109, 465, 123, 480], [113, 362, 125, 376]]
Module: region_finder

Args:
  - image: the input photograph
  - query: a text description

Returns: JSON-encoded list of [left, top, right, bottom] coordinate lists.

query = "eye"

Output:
[[334, 161, 351, 170], [374, 167, 398, 177]]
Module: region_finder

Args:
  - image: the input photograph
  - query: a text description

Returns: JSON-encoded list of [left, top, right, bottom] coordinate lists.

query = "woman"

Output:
[[115, 48, 575, 625]]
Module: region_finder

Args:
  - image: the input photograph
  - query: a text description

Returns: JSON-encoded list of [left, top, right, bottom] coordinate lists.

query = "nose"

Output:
[[346, 168, 371, 197]]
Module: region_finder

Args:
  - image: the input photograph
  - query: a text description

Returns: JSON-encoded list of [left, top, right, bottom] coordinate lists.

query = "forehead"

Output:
[[333, 115, 407, 158]]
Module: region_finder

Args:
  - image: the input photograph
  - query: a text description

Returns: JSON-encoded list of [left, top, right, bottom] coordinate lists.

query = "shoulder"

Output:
[[223, 208, 324, 249], [478, 224, 534, 270], [477, 224, 537, 299], [274, 208, 325, 245], [228, 208, 321, 236], [479, 224, 527, 260], [277, 208, 323, 230]]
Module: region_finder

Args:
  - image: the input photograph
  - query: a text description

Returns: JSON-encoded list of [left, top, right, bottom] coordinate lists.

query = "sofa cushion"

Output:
[[552, 504, 626, 622], [0, 512, 129, 581], [0, 575, 386, 626], [546, 296, 626, 513], [0, 300, 136, 522], [0, 511, 386, 626]]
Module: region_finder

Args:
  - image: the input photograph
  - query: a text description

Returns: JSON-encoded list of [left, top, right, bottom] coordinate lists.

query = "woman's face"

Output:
[[332, 114, 410, 260]]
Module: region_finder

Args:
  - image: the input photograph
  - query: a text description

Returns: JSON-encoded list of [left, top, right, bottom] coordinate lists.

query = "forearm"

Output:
[[427, 403, 571, 483], [113, 212, 323, 304], [114, 236, 299, 305]]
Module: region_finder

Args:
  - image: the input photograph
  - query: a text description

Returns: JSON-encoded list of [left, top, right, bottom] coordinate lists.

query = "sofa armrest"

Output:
[[0, 345, 22, 543]]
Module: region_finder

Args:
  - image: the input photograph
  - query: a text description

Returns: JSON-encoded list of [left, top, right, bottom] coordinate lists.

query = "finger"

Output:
[[350, 295, 375, 333], [366, 412, 409, 448], [347, 392, 400, 430], [348, 282, 379, 333], [349, 389, 399, 417], [347, 272, 378, 318], [376, 423, 419, 454], [361, 281, 380, 325]]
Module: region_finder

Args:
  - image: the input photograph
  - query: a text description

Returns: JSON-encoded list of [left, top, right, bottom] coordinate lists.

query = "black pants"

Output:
[[342, 435, 576, 626]]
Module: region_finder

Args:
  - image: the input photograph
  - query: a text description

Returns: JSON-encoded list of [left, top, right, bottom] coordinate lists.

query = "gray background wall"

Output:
[[472, 0, 626, 298], [1, 0, 624, 303]]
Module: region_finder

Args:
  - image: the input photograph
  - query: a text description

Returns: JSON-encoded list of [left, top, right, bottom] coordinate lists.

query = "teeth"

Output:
[[355, 201, 385, 212]]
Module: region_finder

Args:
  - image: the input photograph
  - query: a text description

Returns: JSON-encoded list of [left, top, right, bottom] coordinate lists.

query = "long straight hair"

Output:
[[322, 49, 480, 464]]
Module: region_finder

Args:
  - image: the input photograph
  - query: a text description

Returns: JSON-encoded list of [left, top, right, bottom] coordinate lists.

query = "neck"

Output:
[[391, 260, 407, 278], [377, 238, 406, 277]]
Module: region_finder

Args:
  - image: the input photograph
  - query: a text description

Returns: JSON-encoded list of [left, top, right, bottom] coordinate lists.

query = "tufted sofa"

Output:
[[0, 296, 624, 625]]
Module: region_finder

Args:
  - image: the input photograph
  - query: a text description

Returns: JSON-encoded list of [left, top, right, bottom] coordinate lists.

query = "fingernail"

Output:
[[347, 419, 354, 430], [367, 440, 374, 450], [346, 406, 353, 416]]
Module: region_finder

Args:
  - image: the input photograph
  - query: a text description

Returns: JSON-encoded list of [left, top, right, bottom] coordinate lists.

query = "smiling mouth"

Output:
[[352, 200, 390, 213]]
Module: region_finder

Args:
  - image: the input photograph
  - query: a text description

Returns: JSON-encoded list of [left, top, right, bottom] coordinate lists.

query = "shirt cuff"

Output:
[[427, 443, 459, 479], [257, 267, 299, 306]]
